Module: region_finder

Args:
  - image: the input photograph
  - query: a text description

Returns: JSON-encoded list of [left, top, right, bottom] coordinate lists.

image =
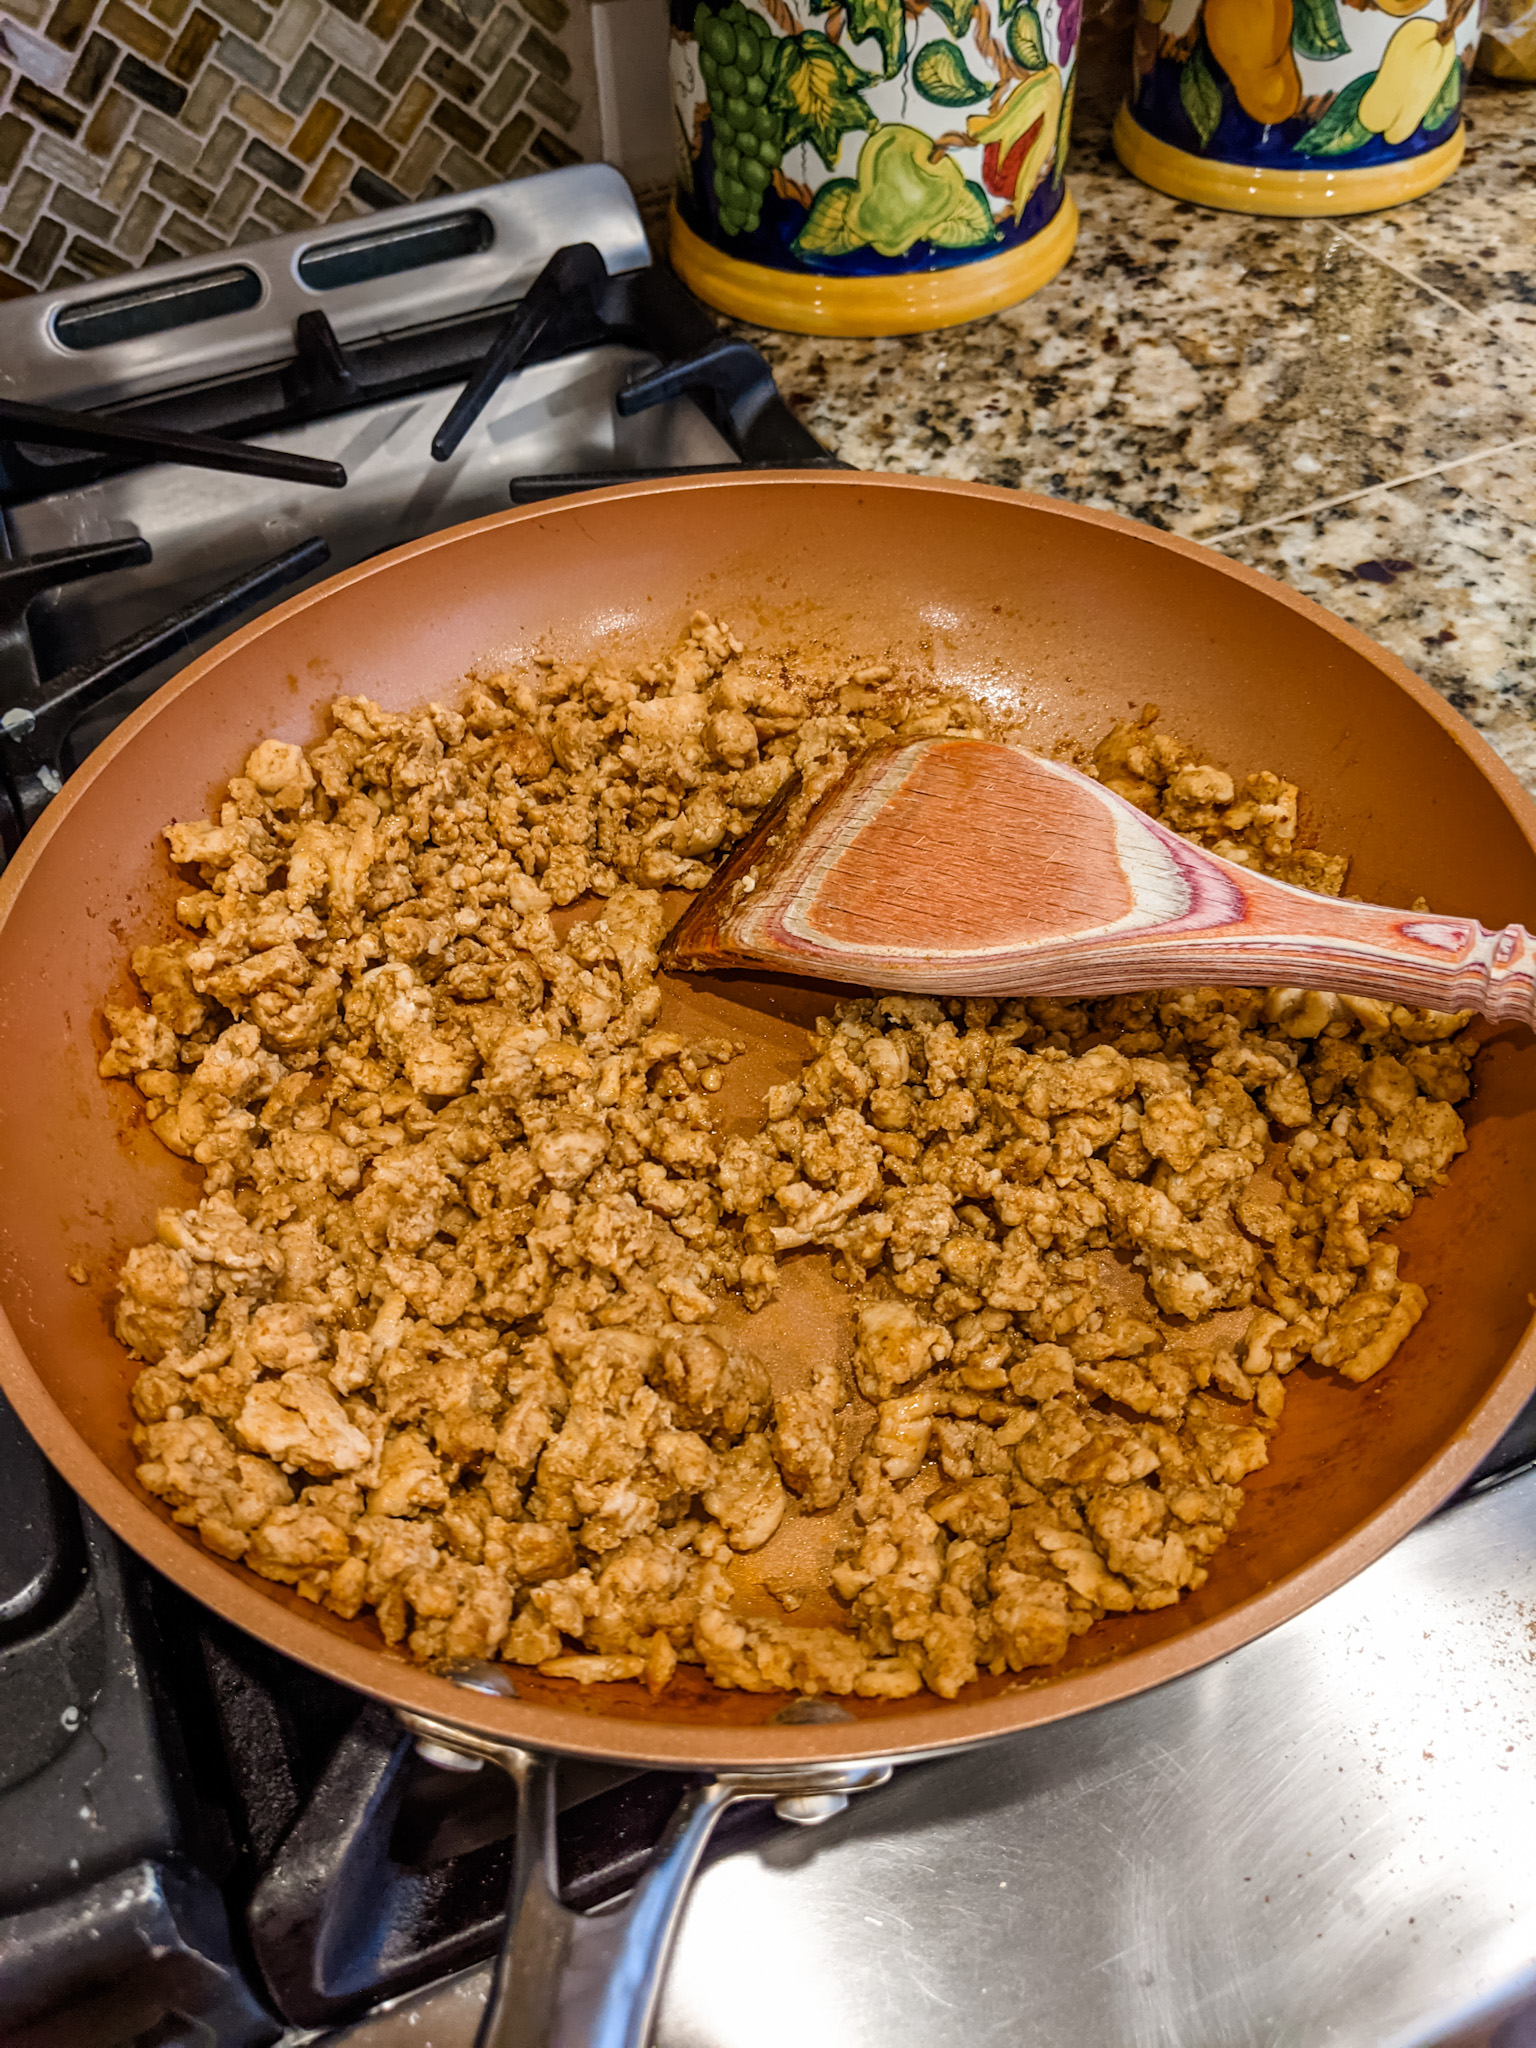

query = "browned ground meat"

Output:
[[102, 617, 1473, 1701]]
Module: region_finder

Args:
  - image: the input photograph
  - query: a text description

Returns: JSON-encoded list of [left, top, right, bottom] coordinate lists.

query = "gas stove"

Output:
[[1, 165, 1534, 2048], [0, 161, 834, 859]]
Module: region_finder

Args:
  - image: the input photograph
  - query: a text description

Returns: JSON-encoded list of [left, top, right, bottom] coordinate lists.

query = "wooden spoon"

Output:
[[661, 737, 1536, 1020]]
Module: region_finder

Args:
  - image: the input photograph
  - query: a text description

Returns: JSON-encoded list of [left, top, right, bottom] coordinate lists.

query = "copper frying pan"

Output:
[[2, 473, 1534, 2044]]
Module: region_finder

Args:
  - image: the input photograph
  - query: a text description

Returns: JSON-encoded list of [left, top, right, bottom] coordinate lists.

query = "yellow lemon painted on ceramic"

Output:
[[1205, 0, 1302, 125], [1373, 0, 1429, 14], [1359, 16, 1457, 143]]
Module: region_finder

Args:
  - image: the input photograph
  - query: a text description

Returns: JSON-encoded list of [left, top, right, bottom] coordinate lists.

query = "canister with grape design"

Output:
[[1116, 0, 1484, 215], [669, 0, 1082, 337]]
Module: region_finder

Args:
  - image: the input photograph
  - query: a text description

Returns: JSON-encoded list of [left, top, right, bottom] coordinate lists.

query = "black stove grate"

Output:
[[0, 1387, 779, 2040], [0, 259, 832, 515], [0, 1392, 278, 2048], [0, 244, 836, 870], [0, 536, 331, 858]]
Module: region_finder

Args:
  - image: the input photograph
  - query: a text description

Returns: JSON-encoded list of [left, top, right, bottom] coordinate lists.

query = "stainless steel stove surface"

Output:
[[5, 190, 728, 688], [0, 162, 828, 841], [1, 163, 1534, 2048], [329, 1455, 1536, 2048], [13, 338, 731, 678]]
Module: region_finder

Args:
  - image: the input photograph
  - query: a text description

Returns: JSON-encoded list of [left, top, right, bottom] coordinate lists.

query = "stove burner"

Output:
[[0, 1395, 278, 2048], [0, 536, 329, 859]]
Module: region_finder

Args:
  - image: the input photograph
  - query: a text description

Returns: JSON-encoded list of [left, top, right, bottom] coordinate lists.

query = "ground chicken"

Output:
[[103, 623, 1475, 1700]]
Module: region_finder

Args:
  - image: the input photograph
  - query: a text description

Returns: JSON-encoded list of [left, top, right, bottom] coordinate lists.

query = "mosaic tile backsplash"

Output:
[[0, 0, 597, 297]]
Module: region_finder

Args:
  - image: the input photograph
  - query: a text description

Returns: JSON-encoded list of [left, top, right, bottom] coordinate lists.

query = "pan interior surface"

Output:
[[1, 474, 1534, 1769]]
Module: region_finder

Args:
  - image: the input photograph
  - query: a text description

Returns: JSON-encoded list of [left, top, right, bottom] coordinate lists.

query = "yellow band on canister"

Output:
[[668, 195, 1080, 338], [1112, 105, 1465, 217]]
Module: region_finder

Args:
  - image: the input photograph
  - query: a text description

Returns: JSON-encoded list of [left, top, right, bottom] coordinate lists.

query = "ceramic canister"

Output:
[[1115, 0, 1486, 215], [668, 0, 1082, 336]]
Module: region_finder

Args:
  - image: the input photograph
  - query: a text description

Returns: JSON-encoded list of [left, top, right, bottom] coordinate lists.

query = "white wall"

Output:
[[590, 0, 675, 197]]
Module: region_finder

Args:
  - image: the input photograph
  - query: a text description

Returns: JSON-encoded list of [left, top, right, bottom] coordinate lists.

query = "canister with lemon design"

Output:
[[1115, 0, 1484, 215], [669, 0, 1082, 336]]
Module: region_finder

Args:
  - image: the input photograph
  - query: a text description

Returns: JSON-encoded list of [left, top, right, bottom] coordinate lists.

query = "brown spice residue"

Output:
[[100, 616, 1475, 1701]]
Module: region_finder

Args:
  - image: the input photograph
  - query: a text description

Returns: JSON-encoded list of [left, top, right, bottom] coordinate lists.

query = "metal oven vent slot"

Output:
[[296, 211, 495, 293], [50, 266, 264, 352]]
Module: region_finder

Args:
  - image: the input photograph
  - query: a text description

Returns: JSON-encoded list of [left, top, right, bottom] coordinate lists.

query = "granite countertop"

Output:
[[740, 69, 1536, 790]]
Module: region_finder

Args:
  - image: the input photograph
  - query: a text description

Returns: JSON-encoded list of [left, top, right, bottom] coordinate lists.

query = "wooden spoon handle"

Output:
[[1155, 898, 1536, 1025], [666, 739, 1536, 1027]]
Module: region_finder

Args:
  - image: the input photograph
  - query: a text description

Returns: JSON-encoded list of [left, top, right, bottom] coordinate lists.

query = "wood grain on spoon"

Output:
[[662, 738, 1536, 1024]]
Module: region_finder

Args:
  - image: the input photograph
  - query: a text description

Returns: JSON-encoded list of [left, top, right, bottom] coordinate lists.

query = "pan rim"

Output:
[[3, 468, 1534, 1771]]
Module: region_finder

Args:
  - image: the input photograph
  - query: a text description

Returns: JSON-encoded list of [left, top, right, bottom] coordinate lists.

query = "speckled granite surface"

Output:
[[739, 75, 1536, 791]]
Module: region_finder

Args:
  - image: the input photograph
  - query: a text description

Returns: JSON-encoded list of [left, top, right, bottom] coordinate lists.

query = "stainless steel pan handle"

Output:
[[397, 1669, 891, 2048]]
